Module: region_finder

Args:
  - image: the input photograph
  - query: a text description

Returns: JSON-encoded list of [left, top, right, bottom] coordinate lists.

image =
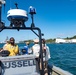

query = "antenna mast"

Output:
[[15, 3, 18, 9], [0, 0, 5, 22]]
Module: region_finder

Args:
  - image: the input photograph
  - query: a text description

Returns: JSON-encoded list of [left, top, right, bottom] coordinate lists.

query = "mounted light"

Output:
[[29, 6, 36, 27], [29, 6, 36, 15]]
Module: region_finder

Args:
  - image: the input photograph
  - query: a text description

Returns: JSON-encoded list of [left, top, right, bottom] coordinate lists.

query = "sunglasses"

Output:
[[10, 39, 14, 41]]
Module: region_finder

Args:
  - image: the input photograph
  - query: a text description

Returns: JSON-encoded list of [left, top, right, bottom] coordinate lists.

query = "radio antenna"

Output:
[[15, 3, 18, 9]]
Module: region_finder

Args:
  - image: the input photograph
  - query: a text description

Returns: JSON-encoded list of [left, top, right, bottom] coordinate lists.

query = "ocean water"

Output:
[[0, 43, 76, 75], [48, 43, 76, 75]]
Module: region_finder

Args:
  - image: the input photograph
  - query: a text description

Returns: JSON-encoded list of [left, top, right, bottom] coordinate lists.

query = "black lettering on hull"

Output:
[[2, 59, 36, 69]]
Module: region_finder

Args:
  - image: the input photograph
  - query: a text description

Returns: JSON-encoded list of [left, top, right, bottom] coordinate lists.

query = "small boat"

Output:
[[0, 0, 73, 75]]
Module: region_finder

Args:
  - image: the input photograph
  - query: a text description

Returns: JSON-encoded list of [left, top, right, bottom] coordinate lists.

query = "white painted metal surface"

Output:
[[7, 9, 28, 21], [0, 55, 40, 75]]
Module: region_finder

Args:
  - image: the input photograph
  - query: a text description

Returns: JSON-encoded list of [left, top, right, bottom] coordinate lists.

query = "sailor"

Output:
[[0, 48, 3, 52], [22, 42, 30, 55], [32, 38, 40, 72], [42, 38, 51, 69], [7, 37, 19, 56], [0, 40, 10, 57], [32, 38, 40, 57], [3, 40, 10, 50]]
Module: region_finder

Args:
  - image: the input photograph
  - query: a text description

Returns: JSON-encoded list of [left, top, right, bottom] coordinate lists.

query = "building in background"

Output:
[[55, 38, 76, 43]]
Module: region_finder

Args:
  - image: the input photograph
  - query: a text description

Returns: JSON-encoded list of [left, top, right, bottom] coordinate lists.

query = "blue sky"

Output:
[[0, 0, 76, 42]]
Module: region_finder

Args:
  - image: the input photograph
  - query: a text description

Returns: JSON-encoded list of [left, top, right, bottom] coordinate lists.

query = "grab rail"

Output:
[[47, 64, 73, 75]]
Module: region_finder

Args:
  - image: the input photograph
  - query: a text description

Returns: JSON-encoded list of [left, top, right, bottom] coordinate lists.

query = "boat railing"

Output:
[[47, 64, 73, 75]]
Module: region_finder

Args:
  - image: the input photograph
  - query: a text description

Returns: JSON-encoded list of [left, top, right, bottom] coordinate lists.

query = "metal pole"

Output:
[[38, 29, 44, 75], [31, 14, 35, 27], [31, 14, 33, 23]]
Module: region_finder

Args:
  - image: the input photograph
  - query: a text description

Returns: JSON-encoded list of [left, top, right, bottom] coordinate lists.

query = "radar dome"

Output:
[[7, 9, 28, 22]]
